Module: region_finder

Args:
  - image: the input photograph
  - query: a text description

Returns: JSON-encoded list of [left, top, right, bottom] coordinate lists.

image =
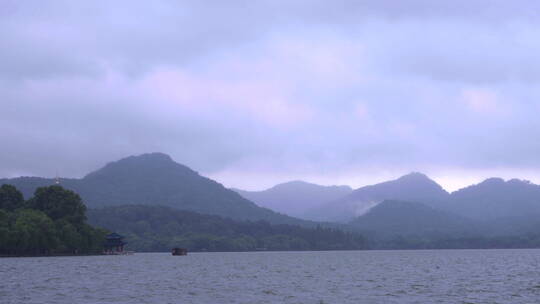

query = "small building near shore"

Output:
[[104, 233, 126, 254]]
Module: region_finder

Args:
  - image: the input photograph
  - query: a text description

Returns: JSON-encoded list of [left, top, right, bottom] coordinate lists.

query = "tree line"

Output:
[[88, 205, 368, 252], [0, 184, 106, 256]]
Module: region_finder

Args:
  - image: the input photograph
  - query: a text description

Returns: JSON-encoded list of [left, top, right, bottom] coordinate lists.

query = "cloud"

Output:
[[1, 1, 540, 190], [461, 88, 502, 114]]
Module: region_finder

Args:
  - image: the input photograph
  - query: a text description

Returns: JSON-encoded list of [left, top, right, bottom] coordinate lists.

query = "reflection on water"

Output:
[[1, 249, 540, 304]]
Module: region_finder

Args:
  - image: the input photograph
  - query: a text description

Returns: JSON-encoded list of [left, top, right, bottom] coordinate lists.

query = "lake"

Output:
[[1, 249, 540, 303]]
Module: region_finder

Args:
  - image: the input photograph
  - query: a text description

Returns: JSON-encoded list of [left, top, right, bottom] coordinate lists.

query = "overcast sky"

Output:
[[2, 1, 540, 191]]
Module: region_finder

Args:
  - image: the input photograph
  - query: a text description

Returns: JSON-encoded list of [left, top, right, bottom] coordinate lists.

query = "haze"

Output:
[[2, 1, 540, 192]]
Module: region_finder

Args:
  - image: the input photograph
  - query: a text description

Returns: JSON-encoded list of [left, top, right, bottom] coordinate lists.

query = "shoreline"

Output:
[[0, 253, 105, 258]]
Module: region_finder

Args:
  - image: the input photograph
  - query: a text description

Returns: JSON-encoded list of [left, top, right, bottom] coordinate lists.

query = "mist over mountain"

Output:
[[308, 172, 450, 222], [344, 176, 540, 241], [350, 200, 474, 237], [233, 181, 352, 220], [0, 153, 307, 225]]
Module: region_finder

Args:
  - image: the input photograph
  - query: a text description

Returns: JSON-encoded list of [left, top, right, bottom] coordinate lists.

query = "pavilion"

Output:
[[103, 233, 126, 254]]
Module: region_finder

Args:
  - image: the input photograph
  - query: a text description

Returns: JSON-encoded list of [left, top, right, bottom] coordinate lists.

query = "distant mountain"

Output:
[[233, 181, 352, 219], [349, 200, 473, 238], [348, 200, 540, 250], [446, 178, 540, 221], [345, 177, 540, 239], [308, 172, 450, 222], [0, 153, 308, 225]]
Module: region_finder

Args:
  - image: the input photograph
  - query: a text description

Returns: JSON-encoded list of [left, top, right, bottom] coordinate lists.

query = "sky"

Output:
[[2, 1, 540, 192]]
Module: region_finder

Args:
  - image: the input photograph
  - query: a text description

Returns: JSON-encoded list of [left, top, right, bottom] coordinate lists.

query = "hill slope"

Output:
[[0, 153, 308, 225], [447, 178, 540, 221], [349, 200, 473, 237], [233, 181, 352, 219]]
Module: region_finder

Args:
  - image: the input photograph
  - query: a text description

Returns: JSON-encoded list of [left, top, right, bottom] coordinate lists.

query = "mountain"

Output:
[[0, 153, 308, 225], [349, 200, 473, 238], [308, 172, 450, 222], [446, 178, 540, 221], [233, 181, 352, 219]]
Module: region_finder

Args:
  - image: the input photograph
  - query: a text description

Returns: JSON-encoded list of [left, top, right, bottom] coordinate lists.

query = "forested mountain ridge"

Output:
[[0, 153, 309, 225], [87, 205, 367, 252], [348, 199, 540, 249], [233, 181, 352, 220]]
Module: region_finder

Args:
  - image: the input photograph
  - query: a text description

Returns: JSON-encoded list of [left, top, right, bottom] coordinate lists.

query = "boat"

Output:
[[171, 248, 188, 256]]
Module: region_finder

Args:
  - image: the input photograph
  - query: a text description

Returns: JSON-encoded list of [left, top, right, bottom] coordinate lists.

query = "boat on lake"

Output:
[[172, 248, 188, 256]]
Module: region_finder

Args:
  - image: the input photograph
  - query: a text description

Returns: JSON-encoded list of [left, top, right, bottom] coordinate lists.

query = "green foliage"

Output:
[[27, 185, 86, 225], [0, 184, 25, 211], [0, 184, 105, 256], [12, 209, 58, 254], [87, 205, 368, 252], [0, 210, 11, 249]]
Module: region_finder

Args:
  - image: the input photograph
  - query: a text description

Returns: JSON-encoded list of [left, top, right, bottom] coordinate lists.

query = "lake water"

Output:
[[1, 249, 540, 304]]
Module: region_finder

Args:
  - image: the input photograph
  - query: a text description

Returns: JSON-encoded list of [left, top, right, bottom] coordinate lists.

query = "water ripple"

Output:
[[1, 249, 540, 303]]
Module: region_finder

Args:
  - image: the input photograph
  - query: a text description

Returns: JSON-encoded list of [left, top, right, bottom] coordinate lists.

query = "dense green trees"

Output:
[[0, 184, 25, 211], [28, 185, 87, 224], [0, 184, 106, 256]]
